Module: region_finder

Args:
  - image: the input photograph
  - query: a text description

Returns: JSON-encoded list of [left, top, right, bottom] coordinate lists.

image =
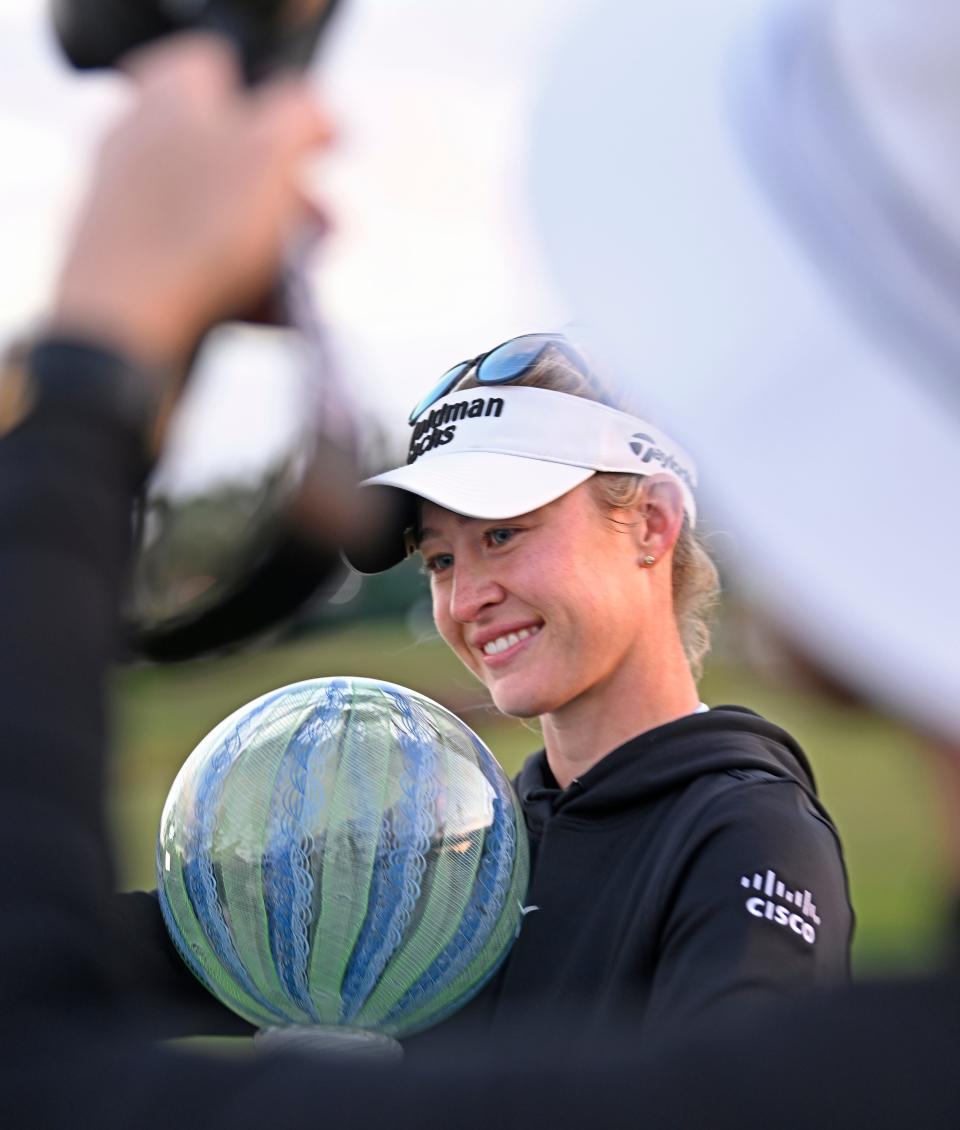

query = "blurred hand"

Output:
[[52, 34, 333, 375]]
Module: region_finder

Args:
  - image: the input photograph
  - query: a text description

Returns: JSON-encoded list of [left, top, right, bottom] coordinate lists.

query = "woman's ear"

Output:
[[632, 476, 686, 564]]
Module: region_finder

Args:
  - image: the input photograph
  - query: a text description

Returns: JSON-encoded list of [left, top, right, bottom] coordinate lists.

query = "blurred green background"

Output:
[[111, 576, 952, 977]]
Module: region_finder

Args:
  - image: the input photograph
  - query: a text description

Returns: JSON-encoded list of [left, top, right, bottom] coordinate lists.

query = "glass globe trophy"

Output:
[[157, 677, 530, 1056]]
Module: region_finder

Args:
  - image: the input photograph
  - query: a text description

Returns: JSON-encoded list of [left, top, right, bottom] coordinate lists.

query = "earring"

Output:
[[641, 555, 656, 568]]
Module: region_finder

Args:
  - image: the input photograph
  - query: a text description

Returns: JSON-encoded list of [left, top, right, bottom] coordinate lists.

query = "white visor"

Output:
[[347, 385, 697, 573]]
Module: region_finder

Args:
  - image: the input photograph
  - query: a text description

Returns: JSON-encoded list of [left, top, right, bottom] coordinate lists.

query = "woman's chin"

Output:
[[488, 681, 550, 721]]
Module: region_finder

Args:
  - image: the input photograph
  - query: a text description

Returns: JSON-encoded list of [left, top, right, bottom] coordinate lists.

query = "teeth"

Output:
[[482, 625, 540, 656]]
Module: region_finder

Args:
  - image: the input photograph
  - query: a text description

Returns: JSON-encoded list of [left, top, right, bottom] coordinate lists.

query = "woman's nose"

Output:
[[448, 564, 505, 623]]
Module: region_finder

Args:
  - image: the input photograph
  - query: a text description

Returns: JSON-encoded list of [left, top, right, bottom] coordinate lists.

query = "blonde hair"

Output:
[[454, 344, 720, 678]]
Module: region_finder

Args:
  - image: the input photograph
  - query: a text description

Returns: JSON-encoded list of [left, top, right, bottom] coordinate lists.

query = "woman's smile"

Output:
[[476, 623, 543, 666]]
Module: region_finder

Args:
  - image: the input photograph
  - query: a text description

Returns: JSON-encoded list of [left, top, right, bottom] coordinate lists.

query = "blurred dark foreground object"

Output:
[[126, 322, 370, 663], [52, 0, 344, 83], [51, 0, 385, 662], [124, 312, 396, 662]]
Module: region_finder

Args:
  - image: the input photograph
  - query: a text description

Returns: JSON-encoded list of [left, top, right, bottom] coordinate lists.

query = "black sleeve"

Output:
[[0, 340, 144, 1024], [643, 776, 853, 1035], [0, 338, 248, 1042], [108, 891, 255, 1038]]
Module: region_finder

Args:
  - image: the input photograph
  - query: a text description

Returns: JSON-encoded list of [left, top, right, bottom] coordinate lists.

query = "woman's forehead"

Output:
[[417, 488, 589, 540], [417, 503, 502, 541]]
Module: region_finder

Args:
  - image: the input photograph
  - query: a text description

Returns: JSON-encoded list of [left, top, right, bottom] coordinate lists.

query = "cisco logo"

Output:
[[740, 869, 821, 945]]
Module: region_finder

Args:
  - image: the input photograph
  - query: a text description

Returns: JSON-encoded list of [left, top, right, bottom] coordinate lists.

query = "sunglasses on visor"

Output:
[[407, 333, 596, 424]]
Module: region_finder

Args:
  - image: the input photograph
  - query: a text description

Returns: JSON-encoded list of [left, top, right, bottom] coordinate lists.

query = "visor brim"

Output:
[[344, 453, 595, 574]]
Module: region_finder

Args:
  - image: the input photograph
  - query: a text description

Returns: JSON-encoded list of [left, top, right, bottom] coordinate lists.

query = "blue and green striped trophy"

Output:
[[157, 677, 529, 1054]]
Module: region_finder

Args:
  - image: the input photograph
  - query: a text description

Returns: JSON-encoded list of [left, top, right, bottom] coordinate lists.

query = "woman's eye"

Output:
[[487, 528, 518, 547], [423, 552, 454, 575]]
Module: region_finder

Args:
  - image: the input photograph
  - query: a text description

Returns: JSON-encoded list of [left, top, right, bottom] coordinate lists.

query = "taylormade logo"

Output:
[[740, 869, 821, 945], [408, 396, 505, 463], [628, 432, 695, 489]]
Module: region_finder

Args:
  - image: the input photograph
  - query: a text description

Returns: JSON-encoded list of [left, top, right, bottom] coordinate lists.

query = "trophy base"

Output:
[[254, 1025, 404, 1063]]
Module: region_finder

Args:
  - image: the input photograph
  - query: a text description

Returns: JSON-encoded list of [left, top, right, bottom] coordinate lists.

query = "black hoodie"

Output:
[[429, 704, 853, 1043], [112, 705, 852, 1045]]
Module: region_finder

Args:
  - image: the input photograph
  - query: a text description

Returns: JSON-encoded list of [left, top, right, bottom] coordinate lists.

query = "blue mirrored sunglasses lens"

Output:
[[408, 362, 471, 423], [476, 334, 573, 385]]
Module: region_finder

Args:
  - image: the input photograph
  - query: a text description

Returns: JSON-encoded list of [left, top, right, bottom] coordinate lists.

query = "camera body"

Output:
[[52, 0, 342, 82]]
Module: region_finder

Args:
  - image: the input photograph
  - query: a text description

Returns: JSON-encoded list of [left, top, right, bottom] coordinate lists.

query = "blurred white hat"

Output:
[[532, 0, 960, 739]]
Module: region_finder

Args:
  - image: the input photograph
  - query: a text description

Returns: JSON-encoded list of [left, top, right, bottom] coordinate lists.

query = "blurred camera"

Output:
[[51, 0, 343, 83], [49, 0, 370, 663]]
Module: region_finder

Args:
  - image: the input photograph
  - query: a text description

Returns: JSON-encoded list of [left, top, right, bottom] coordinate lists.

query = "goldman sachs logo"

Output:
[[740, 869, 821, 945], [407, 396, 505, 463]]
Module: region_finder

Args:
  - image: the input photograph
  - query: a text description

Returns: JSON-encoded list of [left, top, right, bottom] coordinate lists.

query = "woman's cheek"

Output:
[[431, 602, 480, 678], [430, 584, 449, 636]]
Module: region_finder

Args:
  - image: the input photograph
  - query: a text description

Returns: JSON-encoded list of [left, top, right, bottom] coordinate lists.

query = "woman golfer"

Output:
[[348, 332, 853, 1039]]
